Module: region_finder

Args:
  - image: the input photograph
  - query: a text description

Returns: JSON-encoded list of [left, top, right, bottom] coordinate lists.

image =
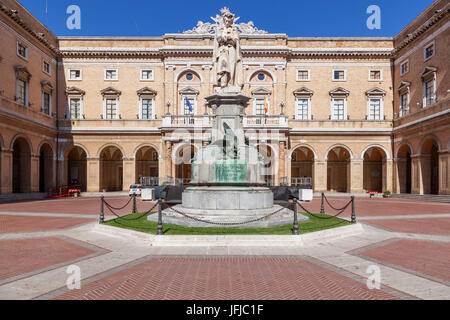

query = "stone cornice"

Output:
[[59, 46, 392, 59], [392, 4, 449, 56], [0, 2, 59, 56]]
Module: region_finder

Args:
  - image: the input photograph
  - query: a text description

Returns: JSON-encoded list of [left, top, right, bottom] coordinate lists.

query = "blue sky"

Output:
[[18, 0, 434, 37]]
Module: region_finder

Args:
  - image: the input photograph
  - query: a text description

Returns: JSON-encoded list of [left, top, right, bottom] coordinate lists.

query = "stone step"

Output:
[[0, 193, 47, 204], [392, 194, 450, 203]]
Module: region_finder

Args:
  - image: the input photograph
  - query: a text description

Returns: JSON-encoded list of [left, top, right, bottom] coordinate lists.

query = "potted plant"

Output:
[[382, 190, 391, 198]]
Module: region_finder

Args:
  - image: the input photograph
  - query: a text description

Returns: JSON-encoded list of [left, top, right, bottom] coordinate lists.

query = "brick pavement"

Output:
[[0, 236, 108, 285], [0, 215, 94, 234], [0, 196, 449, 300], [41, 256, 408, 300], [363, 218, 450, 235], [348, 239, 450, 285]]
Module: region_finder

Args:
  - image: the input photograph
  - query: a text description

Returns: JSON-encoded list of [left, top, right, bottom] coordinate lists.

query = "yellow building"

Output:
[[0, 0, 448, 196]]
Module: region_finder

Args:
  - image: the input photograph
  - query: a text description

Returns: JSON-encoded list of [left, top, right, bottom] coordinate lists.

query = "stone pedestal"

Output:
[[147, 186, 307, 227]]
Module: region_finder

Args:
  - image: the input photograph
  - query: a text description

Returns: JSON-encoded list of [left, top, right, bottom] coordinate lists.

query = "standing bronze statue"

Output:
[[212, 8, 244, 91]]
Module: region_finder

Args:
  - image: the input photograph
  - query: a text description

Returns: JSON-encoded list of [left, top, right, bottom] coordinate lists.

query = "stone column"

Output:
[[57, 156, 66, 188], [278, 141, 286, 184], [165, 141, 173, 181], [123, 158, 135, 191], [314, 160, 327, 192], [158, 141, 165, 183], [420, 154, 431, 194], [30, 154, 39, 192], [86, 158, 100, 192], [382, 159, 393, 193], [349, 159, 363, 193], [439, 151, 449, 195], [411, 155, 422, 195], [0, 149, 12, 194], [393, 158, 402, 194]]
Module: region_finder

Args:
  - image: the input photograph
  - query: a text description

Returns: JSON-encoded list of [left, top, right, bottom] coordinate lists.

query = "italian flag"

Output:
[[264, 97, 269, 114]]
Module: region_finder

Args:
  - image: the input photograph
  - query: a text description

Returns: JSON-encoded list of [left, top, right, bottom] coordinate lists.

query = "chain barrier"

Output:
[[103, 198, 158, 221], [323, 194, 350, 211], [296, 199, 352, 220], [160, 201, 291, 226], [102, 196, 132, 211]]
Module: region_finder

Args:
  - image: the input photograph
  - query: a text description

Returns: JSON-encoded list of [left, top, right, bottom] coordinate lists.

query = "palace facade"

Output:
[[0, 0, 448, 195]]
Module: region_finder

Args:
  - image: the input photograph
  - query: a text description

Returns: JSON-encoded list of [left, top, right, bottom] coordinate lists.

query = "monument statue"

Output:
[[212, 7, 244, 91], [148, 8, 306, 228]]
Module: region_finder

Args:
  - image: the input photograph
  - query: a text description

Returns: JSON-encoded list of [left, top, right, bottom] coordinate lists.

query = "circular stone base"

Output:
[[182, 186, 274, 210], [147, 205, 309, 228]]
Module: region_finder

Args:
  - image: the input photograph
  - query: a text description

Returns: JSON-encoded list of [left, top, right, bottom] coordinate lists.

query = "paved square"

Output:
[[348, 239, 450, 285], [41, 256, 407, 300], [0, 215, 94, 234], [0, 236, 108, 285]]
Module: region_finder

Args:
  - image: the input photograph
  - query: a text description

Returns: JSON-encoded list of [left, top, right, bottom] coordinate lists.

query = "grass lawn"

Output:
[[104, 211, 352, 235]]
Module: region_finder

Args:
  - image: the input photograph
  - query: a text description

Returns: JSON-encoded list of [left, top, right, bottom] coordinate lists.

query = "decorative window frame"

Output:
[[368, 69, 383, 82], [16, 41, 28, 60], [66, 87, 85, 120], [332, 69, 347, 82], [137, 87, 157, 119], [40, 80, 53, 116], [423, 40, 435, 62], [397, 81, 411, 117], [400, 60, 409, 76], [329, 87, 350, 120], [421, 66, 437, 108], [101, 87, 122, 119], [365, 87, 386, 121], [178, 87, 199, 115], [251, 87, 271, 115], [293, 87, 313, 120], [14, 65, 31, 106], [296, 69, 310, 82], [68, 68, 82, 81], [104, 68, 119, 81], [42, 60, 51, 76], [140, 69, 154, 81]]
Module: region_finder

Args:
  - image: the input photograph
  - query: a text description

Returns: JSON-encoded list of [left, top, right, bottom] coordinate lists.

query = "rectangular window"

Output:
[[369, 70, 382, 81], [333, 70, 346, 81], [424, 42, 435, 61], [43, 61, 51, 75], [368, 98, 381, 120], [105, 99, 117, 119], [295, 98, 310, 120], [140, 69, 154, 81], [70, 98, 81, 119], [105, 69, 118, 81], [255, 98, 265, 115], [183, 96, 195, 125], [399, 93, 409, 117], [17, 42, 27, 59], [141, 99, 153, 119], [42, 92, 50, 115], [332, 99, 345, 120], [424, 80, 435, 107], [400, 61, 409, 76], [296, 70, 310, 81], [16, 79, 27, 105], [69, 69, 82, 80]]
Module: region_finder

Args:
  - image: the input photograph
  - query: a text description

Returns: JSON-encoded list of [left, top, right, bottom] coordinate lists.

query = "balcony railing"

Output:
[[162, 114, 289, 128], [162, 115, 213, 127], [244, 115, 289, 127]]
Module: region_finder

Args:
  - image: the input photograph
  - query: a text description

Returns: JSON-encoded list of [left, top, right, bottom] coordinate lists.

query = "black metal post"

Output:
[[99, 195, 104, 224], [292, 198, 299, 235], [132, 193, 137, 214], [320, 192, 325, 214], [351, 196, 356, 223], [157, 198, 163, 235]]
